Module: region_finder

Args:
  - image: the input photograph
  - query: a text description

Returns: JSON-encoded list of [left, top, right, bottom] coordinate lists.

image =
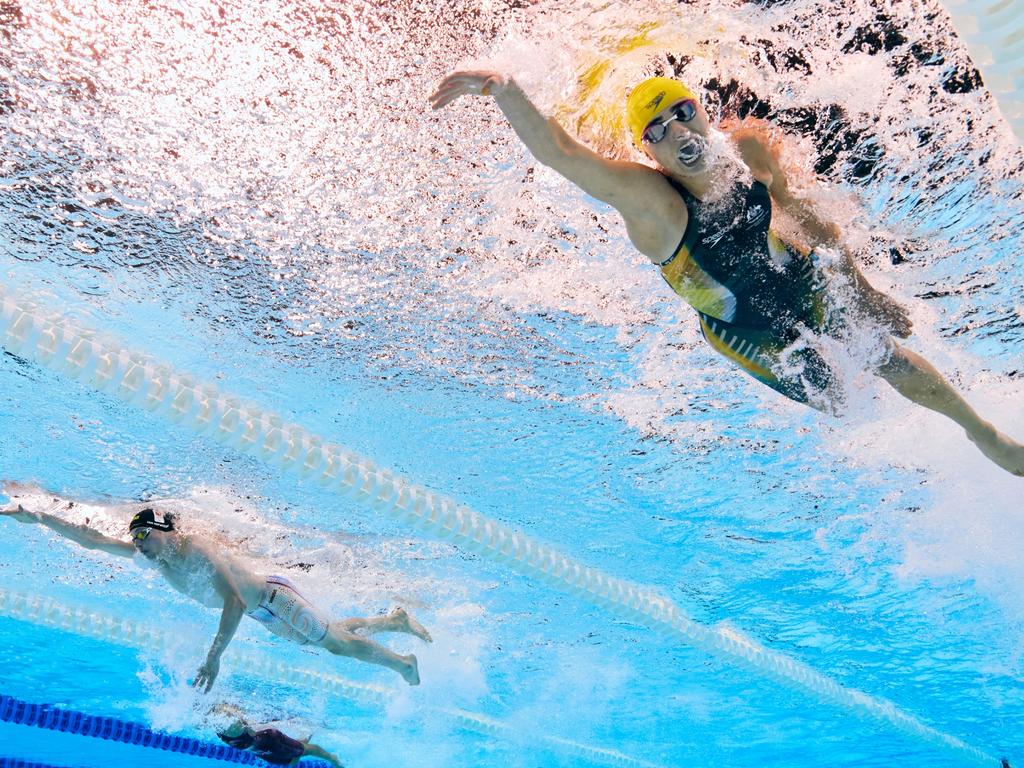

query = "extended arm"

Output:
[[0, 485, 134, 557], [430, 71, 685, 260], [193, 592, 245, 693], [192, 543, 248, 692]]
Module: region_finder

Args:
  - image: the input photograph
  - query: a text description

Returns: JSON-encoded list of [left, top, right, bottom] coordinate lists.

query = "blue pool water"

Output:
[[1, 0, 1023, 766]]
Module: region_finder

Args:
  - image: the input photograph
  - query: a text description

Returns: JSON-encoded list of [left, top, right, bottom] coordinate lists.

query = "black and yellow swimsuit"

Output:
[[660, 176, 834, 404]]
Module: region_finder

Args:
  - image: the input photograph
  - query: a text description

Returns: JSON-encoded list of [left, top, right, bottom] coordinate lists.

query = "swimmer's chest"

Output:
[[155, 553, 222, 608], [664, 181, 796, 322], [686, 181, 782, 283]]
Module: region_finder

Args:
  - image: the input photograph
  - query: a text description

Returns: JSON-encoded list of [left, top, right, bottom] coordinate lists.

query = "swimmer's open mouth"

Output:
[[677, 137, 705, 166]]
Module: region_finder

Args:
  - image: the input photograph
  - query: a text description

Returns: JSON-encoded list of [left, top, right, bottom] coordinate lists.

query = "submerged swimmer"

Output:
[[0, 482, 432, 688], [212, 704, 344, 767], [429, 72, 1024, 476]]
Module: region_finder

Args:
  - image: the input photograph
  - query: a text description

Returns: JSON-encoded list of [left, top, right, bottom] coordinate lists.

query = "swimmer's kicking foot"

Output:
[[878, 344, 1024, 477], [403, 653, 420, 686], [326, 606, 433, 685], [390, 607, 433, 643], [1, 484, 434, 690], [334, 606, 433, 642]]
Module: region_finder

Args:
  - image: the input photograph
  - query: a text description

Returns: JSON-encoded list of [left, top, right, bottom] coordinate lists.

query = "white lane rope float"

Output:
[[0, 289, 1004, 767]]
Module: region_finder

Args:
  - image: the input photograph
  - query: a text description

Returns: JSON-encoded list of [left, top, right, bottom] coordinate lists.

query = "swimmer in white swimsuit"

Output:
[[0, 482, 433, 690]]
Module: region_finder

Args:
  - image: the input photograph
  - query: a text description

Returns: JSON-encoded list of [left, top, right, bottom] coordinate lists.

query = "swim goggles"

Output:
[[132, 527, 151, 544], [642, 100, 697, 145]]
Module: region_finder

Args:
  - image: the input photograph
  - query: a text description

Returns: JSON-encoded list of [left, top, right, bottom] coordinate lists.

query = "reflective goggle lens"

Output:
[[642, 100, 697, 144]]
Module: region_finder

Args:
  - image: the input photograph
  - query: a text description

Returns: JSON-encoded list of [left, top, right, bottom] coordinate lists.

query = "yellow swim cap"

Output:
[[625, 77, 699, 148]]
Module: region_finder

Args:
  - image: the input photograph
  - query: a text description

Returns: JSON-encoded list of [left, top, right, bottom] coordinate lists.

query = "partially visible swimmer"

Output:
[[0, 481, 433, 688], [212, 703, 344, 767], [429, 72, 1024, 476]]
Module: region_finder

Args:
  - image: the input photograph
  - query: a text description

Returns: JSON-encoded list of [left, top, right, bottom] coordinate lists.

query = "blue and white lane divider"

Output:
[[0, 587, 661, 768], [0, 290, 1005, 767], [0, 693, 332, 767]]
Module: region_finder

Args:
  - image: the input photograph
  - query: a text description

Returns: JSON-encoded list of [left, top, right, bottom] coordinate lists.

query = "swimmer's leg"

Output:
[[335, 607, 432, 642], [302, 742, 344, 767], [876, 341, 1024, 476], [317, 625, 420, 685]]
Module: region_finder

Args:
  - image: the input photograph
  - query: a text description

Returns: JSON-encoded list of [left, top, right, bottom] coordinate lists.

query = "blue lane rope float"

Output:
[[0, 588, 660, 768], [0, 693, 332, 767], [0, 290, 1004, 767], [0, 760, 73, 768]]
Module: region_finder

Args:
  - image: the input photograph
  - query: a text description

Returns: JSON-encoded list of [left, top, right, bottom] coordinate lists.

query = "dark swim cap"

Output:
[[128, 508, 175, 533]]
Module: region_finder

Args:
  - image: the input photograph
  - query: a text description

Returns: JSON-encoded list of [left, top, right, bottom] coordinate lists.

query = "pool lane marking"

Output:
[[0, 591, 660, 768], [0, 291, 1004, 767], [0, 691, 333, 767]]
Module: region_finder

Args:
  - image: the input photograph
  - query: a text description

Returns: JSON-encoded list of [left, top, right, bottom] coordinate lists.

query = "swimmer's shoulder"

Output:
[[615, 165, 689, 264]]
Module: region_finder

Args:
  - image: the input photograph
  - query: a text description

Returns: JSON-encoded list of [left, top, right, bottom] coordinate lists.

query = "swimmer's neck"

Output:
[[668, 157, 748, 202], [670, 171, 714, 200]]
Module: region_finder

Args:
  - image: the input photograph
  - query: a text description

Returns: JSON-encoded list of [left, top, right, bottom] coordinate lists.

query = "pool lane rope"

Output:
[[0, 587, 659, 768], [0, 692, 332, 768], [0, 290, 1003, 767]]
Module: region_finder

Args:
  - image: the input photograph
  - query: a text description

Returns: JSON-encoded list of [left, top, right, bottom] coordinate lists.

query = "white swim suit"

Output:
[[247, 575, 331, 645]]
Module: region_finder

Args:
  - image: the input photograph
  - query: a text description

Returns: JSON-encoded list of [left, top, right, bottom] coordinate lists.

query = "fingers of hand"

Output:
[[429, 72, 495, 108], [194, 677, 211, 692], [429, 84, 467, 109], [429, 89, 460, 109]]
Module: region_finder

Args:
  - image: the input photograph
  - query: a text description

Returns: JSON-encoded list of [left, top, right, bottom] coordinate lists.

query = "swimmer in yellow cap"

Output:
[[429, 70, 1024, 476]]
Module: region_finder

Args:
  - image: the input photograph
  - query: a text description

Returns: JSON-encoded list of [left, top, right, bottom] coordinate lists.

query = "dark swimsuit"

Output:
[[659, 176, 835, 404], [219, 727, 306, 765]]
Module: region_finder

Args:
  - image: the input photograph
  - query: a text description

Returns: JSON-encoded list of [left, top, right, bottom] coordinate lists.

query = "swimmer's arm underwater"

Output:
[[731, 124, 912, 337], [729, 123, 842, 245], [0, 486, 134, 558], [191, 541, 248, 693], [193, 594, 244, 693], [430, 70, 686, 262]]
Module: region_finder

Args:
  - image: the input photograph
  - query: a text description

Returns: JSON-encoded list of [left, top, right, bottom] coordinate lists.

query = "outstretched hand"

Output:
[[193, 657, 220, 693], [429, 71, 505, 110]]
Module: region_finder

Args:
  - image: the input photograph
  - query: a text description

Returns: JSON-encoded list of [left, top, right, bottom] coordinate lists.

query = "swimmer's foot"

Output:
[[401, 653, 420, 686], [390, 607, 433, 643], [965, 422, 1024, 476]]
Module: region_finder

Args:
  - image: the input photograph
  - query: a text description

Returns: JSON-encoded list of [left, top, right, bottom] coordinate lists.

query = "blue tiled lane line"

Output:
[[0, 694, 334, 768]]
